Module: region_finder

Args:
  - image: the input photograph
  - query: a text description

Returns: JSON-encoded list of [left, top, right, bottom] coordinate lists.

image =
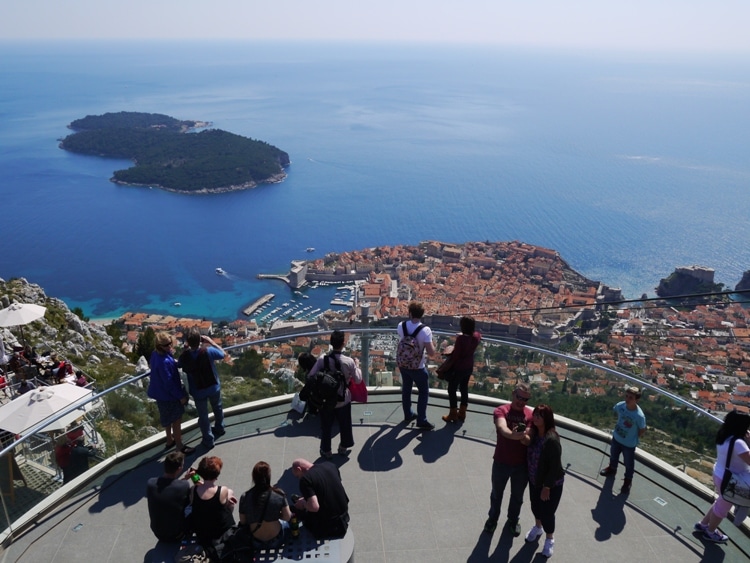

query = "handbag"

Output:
[[174, 534, 211, 563], [436, 354, 455, 381], [350, 379, 368, 403], [720, 437, 750, 507]]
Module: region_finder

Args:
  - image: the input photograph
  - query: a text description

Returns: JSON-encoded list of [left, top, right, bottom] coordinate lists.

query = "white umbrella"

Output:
[[0, 302, 46, 345], [0, 385, 94, 434]]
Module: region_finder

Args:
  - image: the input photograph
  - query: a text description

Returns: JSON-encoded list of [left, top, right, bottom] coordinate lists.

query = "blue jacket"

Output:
[[148, 351, 185, 402]]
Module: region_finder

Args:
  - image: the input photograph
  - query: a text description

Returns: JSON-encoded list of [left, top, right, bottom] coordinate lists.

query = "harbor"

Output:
[[242, 293, 275, 316]]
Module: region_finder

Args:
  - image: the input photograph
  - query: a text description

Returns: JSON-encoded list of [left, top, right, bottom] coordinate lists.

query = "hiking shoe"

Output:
[[319, 449, 333, 460], [337, 446, 351, 456], [620, 478, 632, 494], [599, 466, 616, 477], [212, 426, 226, 438], [525, 525, 544, 542], [506, 518, 521, 537], [403, 412, 418, 423], [416, 420, 435, 431], [694, 522, 709, 533], [542, 538, 555, 557], [703, 529, 728, 543], [483, 518, 497, 534]]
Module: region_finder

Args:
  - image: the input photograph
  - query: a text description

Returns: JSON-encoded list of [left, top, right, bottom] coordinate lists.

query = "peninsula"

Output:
[[59, 111, 290, 193]]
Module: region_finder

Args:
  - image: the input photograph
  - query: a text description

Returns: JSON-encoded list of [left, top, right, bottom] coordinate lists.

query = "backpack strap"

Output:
[[411, 324, 425, 338]]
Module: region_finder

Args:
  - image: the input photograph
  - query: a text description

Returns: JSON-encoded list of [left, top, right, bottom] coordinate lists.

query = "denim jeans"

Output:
[[319, 402, 353, 453], [194, 389, 224, 446], [488, 460, 528, 522], [400, 367, 430, 423], [609, 438, 636, 479]]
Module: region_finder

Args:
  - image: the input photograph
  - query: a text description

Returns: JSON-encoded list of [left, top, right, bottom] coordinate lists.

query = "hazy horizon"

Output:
[[3, 1, 750, 54]]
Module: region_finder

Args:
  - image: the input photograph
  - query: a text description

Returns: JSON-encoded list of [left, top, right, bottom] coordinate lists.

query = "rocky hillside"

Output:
[[0, 277, 128, 370]]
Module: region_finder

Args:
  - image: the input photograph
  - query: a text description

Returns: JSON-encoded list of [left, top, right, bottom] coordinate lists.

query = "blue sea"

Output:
[[2, 41, 749, 320]]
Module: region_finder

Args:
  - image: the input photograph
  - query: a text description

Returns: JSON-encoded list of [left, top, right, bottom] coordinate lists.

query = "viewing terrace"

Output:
[[1, 330, 749, 562]]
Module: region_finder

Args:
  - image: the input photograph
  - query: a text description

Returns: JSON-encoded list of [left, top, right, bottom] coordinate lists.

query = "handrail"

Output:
[[0, 326, 724, 544]]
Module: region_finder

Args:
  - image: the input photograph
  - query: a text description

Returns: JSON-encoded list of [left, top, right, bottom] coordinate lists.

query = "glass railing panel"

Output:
[[0, 327, 732, 546]]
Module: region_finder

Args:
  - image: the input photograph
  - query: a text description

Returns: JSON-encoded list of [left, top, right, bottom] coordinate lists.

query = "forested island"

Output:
[[59, 111, 290, 193]]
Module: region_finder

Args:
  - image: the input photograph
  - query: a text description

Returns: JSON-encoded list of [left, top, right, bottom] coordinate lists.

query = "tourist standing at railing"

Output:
[[696, 410, 750, 543], [524, 404, 565, 558], [599, 386, 646, 494], [146, 451, 191, 542], [485, 383, 533, 537], [439, 316, 481, 423], [307, 330, 362, 458], [397, 301, 437, 430], [178, 329, 226, 449], [148, 332, 194, 455], [484, 383, 533, 537]]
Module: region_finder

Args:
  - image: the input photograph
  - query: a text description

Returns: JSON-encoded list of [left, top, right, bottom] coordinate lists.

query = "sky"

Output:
[[2, 0, 750, 53]]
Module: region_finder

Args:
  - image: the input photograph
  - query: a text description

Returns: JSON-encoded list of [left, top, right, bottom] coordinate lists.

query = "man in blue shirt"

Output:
[[178, 330, 226, 449]]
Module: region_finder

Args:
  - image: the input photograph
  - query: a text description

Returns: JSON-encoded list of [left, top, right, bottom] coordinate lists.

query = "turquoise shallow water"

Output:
[[1, 41, 749, 320]]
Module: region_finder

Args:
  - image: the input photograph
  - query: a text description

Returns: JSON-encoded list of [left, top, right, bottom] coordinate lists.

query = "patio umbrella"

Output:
[[0, 385, 94, 434], [0, 302, 46, 345]]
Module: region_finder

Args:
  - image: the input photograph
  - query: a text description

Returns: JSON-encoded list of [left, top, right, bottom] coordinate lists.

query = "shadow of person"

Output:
[[590, 476, 627, 541], [143, 540, 180, 562], [357, 423, 420, 472], [412, 423, 460, 463], [272, 411, 320, 438], [89, 450, 166, 514]]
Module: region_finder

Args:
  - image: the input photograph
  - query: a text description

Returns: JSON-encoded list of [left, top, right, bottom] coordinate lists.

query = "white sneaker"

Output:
[[542, 538, 555, 558], [525, 525, 544, 542]]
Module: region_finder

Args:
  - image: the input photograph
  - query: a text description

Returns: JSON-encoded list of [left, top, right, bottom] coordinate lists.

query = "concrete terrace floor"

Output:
[[2, 392, 749, 563]]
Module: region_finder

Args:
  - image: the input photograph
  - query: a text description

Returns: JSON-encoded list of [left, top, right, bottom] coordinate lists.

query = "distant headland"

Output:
[[58, 111, 290, 194]]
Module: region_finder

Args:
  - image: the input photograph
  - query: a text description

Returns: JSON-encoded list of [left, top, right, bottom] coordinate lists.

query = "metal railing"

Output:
[[0, 327, 726, 544]]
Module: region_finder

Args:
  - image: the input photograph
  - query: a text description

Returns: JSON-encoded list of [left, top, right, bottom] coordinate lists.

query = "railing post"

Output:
[[360, 305, 371, 385]]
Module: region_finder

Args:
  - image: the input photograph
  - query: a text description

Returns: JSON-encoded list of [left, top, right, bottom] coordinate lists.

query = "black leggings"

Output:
[[447, 369, 472, 409], [529, 483, 563, 534]]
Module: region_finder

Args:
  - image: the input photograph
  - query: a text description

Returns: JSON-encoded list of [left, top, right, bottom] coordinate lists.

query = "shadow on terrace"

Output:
[[0, 330, 749, 562]]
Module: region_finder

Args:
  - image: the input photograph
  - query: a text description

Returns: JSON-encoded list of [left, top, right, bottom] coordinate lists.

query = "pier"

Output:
[[242, 293, 275, 316]]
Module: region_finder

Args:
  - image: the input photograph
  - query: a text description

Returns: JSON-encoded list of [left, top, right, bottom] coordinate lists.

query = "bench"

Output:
[[254, 525, 354, 562]]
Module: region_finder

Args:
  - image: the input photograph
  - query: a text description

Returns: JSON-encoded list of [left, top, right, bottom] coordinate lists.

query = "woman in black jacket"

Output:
[[524, 404, 565, 558]]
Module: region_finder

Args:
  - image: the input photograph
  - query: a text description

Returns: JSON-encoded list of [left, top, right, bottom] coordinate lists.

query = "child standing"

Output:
[[599, 386, 647, 494]]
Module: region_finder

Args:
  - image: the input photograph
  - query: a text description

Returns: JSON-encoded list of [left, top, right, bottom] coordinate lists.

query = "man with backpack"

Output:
[[178, 330, 226, 449], [397, 301, 436, 430], [306, 330, 362, 459]]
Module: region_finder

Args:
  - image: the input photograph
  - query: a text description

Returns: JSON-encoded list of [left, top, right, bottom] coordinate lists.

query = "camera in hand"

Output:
[[515, 423, 526, 432]]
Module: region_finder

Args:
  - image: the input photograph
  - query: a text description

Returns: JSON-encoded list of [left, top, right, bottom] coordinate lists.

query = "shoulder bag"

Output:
[[720, 437, 750, 507]]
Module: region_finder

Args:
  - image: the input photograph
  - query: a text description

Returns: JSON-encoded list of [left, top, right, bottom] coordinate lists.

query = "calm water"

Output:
[[1, 41, 749, 320]]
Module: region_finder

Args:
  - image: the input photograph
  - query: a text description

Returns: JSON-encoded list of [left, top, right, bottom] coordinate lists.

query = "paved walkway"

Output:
[[1, 395, 748, 562]]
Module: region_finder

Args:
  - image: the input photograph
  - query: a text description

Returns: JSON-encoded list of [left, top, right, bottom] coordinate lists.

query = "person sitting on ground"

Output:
[[146, 451, 191, 542], [189, 456, 237, 546], [238, 461, 292, 549], [291, 458, 350, 540]]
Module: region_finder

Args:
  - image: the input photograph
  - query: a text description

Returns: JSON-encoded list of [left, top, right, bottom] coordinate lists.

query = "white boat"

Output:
[[173, 302, 182, 307], [306, 247, 315, 252], [215, 267, 226, 276]]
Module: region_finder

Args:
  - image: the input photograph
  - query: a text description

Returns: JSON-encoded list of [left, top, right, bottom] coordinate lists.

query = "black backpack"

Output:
[[179, 348, 218, 390], [306, 354, 346, 412]]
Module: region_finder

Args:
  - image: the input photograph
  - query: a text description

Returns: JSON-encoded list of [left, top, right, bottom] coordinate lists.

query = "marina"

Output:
[[242, 293, 275, 316]]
